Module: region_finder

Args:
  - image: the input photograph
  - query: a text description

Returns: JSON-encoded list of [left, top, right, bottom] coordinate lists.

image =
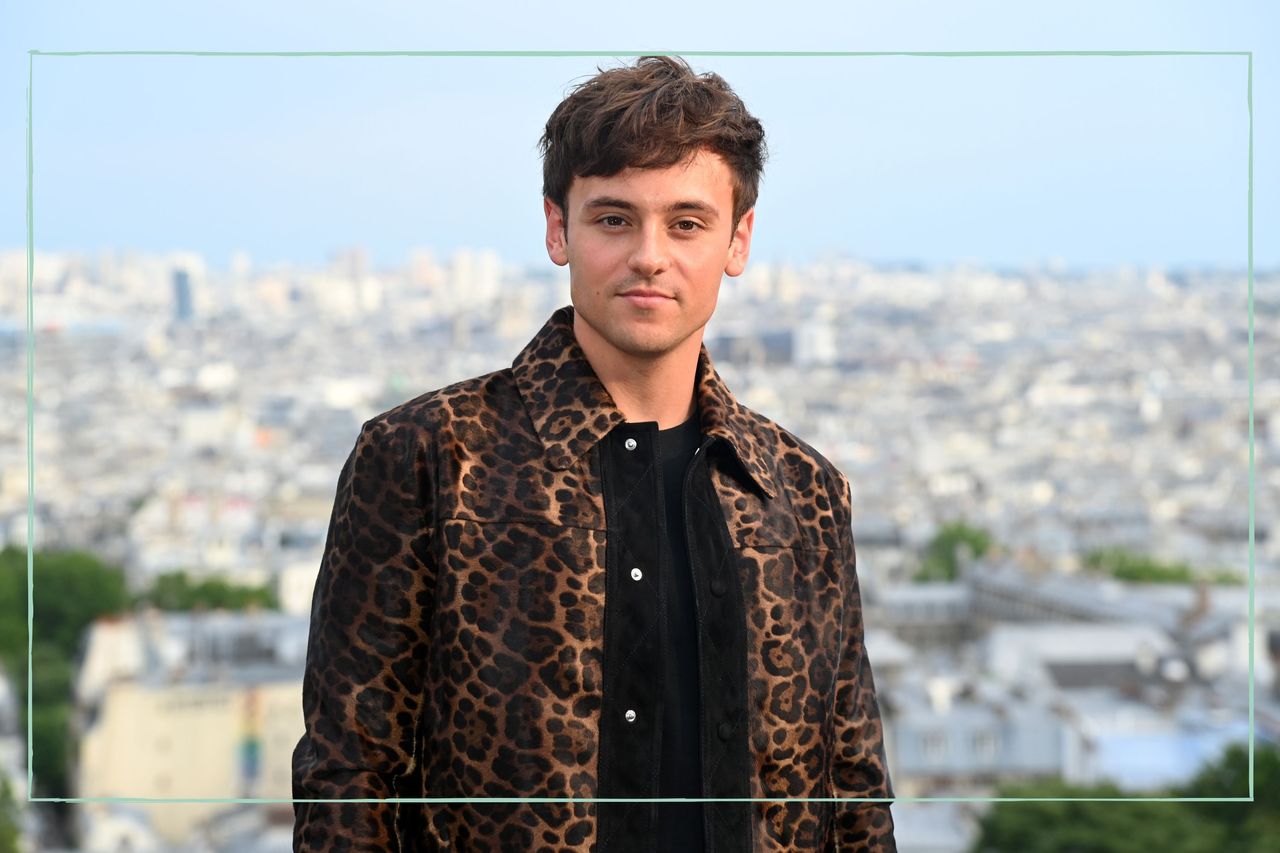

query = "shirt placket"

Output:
[[596, 423, 665, 853]]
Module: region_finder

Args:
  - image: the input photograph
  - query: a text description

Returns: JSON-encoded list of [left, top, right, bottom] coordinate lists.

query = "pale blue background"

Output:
[[1, 0, 1275, 272]]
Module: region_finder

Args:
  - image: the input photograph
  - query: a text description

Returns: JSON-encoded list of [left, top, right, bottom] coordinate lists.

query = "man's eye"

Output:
[[600, 215, 627, 227], [675, 221, 701, 232]]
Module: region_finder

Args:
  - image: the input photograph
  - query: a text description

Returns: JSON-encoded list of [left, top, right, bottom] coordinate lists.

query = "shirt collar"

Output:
[[512, 304, 778, 500]]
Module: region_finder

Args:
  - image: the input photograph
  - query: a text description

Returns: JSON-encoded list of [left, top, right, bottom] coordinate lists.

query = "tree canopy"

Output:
[[971, 741, 1279, 852], [1084, 546, 1243, 586], [129, 569, 278, 612], [913, 520, 992, 582]]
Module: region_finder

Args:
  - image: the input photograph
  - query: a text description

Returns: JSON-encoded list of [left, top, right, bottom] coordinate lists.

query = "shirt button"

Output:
[[624, 438, 637, 451], [625, 709, 637, 723], [717, 721, 734, 741], [710, 578, 727, 597], [630, 567, 643, 581]]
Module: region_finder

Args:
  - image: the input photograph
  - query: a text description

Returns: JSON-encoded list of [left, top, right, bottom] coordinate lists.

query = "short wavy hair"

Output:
[[539, 55, 767, 232]]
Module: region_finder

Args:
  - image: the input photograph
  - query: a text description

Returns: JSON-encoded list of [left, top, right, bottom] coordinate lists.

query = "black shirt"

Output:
[[655, 412, 705, 852]]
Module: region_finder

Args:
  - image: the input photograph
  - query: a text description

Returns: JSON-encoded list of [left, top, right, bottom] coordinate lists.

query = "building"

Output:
[[73, 608, 308, 845], [172, 269, 193, 323]]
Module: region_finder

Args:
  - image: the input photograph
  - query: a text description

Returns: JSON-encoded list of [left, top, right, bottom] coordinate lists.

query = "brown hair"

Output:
[[539, 55, 767, 233]]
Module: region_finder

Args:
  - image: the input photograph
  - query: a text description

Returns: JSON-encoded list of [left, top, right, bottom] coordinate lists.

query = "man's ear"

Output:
[[544, 197, 569, 267], [723, 206, 755, 278]]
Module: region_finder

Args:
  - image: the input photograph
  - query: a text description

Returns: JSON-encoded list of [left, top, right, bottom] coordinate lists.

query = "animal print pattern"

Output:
[[292, 305, 895, 851]]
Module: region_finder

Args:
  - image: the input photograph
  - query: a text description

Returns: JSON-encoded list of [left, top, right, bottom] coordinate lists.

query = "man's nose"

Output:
[[627, 222, 671, 277]]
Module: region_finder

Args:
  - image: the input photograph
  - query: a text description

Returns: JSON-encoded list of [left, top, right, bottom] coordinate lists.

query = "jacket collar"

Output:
[[512, 305, 778, 500]]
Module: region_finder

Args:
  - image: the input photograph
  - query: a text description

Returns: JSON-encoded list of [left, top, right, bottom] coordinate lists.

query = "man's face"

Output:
[[543, 148, 755, 364]]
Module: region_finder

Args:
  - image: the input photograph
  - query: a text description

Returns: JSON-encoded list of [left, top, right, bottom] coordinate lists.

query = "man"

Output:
[[293, 55, 896, 852]]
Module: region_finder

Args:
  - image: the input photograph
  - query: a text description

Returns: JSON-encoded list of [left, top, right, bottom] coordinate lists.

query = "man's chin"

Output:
[[589, 325, 674, 357]]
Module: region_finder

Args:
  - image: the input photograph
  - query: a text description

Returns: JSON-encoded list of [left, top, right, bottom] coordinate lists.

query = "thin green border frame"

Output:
[[23, 49, 1256, 807]]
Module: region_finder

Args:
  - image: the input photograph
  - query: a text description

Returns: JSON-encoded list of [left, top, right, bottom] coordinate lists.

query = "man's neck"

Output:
[[573, 315, 700, 430]]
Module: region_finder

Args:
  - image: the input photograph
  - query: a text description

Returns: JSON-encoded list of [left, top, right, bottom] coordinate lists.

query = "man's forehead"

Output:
[[567, 150, 733, 211]]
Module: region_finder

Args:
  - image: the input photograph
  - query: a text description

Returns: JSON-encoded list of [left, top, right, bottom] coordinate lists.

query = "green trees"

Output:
[[129, 570, 279, 611], [971, 741, 1280, 852], [0, 546, 129, 665], [1083, 547, 1243, 585], [913, 521, 992, 582], [0, 776, 20, 853], [0, 546, 129, 797], [909, 526, 1243, 587], [1171, 742, 1280, 850]]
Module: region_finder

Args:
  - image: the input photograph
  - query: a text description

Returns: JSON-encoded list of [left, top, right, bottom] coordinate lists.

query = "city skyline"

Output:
[[1, 251, 1271, 851], [7, 243, 1273, 280]]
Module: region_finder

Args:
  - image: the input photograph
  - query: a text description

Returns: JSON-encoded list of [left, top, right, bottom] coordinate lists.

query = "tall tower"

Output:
[[172, 268, 194, 322]]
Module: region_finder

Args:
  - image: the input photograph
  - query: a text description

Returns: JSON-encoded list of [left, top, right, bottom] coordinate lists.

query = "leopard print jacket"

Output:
[[292, 305, 896, 851]]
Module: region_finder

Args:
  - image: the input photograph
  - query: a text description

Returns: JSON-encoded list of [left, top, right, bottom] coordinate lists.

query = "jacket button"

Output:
[[717, 721, 733, 741], [710, 578, 727, 597], [624, 438, 637, 451], [625, 709, 637, 723], [630, 567, 643, 581]]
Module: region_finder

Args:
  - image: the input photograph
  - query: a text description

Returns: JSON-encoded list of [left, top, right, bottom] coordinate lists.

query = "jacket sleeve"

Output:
[[827, 472, 897, 852], [292, 417, 436, 852]]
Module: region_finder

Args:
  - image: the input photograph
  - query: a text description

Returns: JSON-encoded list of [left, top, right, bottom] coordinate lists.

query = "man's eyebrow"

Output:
[[582, 196, 720, 219]]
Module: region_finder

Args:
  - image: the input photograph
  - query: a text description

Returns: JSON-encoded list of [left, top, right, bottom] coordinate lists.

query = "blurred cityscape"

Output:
[[0, 246, 1276, 851]]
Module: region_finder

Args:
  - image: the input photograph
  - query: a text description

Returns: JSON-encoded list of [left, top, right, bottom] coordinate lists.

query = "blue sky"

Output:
[[2, 1, 1276, 272]]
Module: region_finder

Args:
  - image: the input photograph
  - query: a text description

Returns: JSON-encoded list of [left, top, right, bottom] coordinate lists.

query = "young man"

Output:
[[293, 55, 896, 852]]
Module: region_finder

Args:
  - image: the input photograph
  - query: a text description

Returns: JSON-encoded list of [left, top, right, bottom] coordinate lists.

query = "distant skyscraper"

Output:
[[331, 245, 368, 281], [172, 268, 193, 322]]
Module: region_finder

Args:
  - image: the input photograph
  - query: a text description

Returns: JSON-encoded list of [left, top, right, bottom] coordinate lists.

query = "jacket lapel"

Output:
[[512, 304, 778, 500]]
